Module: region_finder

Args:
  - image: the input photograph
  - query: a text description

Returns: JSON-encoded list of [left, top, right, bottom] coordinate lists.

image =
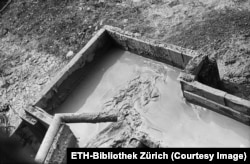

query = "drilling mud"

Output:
[[56, 48, 250, 147]]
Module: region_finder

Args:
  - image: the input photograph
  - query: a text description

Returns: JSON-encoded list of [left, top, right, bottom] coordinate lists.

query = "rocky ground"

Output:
[[0, 0, 250, 138]]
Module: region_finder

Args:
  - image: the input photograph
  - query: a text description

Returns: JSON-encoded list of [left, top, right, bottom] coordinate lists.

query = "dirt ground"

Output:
[[0, 0, 250, 134]]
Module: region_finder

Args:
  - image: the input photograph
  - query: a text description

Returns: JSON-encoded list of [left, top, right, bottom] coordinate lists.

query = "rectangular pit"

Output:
[[33, 26, 194, 112], [17, 26, 250, 163]]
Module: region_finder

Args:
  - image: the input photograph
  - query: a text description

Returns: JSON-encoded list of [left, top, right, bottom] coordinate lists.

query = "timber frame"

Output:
[[12, 25, 250, 164]]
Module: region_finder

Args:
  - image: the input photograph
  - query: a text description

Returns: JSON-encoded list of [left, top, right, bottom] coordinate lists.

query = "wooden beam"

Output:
[[25, 106, 53, 127], [35, 112, 118, 163], [35, 115, 62, 164], [59, 112, 117, 123]]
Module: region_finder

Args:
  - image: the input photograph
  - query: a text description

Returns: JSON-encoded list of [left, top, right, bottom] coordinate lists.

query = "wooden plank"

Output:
[[106, 27, 174, 66], [35, 116, 62, 164], [59, 112, 117, 123], [25, 106, 53, 127], [35, 112, 118, 163], [184, 91, 250, 126], [224, 93, 250, 115], [177, 72, 196, 82], [44, 125, 78, 164], [181, 81, 226, 106], [167, 47, 185, 69], [18, 109, 38, 126]]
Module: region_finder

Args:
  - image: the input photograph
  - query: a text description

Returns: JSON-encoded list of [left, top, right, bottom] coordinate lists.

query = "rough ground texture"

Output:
[[0, 0, 250, 139]]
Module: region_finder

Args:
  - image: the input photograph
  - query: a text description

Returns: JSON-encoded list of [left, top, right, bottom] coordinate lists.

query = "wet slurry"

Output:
[[56, 48, 250, 147]]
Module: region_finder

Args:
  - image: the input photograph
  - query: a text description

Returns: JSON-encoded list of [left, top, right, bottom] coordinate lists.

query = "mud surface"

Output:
[[56, 48, 250, 147]]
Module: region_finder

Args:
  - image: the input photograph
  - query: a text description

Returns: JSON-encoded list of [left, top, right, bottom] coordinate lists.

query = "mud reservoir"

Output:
[[55, 48, 250, 147]]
